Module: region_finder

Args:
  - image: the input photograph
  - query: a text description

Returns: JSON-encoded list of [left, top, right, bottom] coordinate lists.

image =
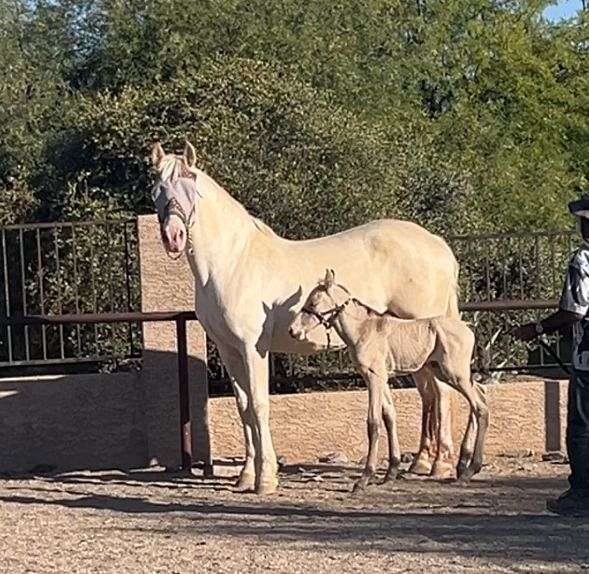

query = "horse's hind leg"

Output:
[[354, 369, 385, 492], [381, 383, 401, 483], [409, 368, 455, 478]]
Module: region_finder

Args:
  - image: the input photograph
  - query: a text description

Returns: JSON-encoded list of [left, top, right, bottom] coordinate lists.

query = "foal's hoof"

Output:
[[456, 461, 469, 480], [456, 462, 481, 483], [381, 469, 399, 484], [352, 477, 371, 494]]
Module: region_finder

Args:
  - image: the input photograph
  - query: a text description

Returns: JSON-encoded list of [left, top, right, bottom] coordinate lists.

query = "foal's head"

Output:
[[151, 141, 201, 253], [289, 269, 351, 341]]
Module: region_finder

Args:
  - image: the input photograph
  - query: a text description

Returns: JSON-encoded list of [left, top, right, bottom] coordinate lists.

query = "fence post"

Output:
[[137, 214, 211, 472], [176, 317, 193, 471]]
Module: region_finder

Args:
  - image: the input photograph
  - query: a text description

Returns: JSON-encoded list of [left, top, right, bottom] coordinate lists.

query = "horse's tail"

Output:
[[445, 255, 461, 319]]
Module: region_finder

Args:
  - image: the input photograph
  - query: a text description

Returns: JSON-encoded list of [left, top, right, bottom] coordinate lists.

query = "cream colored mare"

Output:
[[151, 142, 460, 494], [290, 271, 489, 491]]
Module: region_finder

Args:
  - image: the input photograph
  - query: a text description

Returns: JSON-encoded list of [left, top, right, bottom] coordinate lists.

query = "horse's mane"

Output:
[[158, 155, 277, 238], [159, 155, 198, 182], [252, 217, 277, 237]]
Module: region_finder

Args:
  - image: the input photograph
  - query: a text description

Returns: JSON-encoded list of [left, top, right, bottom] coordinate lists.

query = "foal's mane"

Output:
[[324, 282, 385, 317], [159, 155, 277, 238]]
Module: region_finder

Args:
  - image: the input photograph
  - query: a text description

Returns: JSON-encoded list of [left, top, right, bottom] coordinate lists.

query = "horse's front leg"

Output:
[[242, 347, 278, 495], [216, 343, 256, 491]]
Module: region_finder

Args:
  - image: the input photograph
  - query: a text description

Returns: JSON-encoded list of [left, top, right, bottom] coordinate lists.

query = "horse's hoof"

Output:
[[352, 481, 368, 494], [408, 457, 432, 476], [234, 473, 256, 492], [431, 460, 455, 479], [255, 480, 279, 495], [382, 469, 399, 484], [456, 461, 469, 479], [455, 466, 476, 483]]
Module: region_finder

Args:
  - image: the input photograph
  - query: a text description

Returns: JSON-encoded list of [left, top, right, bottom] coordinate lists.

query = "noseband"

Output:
[[164, 196, 189, 226], [158, 191, 195, 261]]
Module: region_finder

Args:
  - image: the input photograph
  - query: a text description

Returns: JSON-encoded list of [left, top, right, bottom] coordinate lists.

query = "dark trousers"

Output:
[[568, 370, 589, 493]]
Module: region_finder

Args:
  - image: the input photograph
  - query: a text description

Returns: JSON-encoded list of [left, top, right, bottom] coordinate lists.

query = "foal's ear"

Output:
[[183, 141, 197, 168], [151, 142, 166, 169], [324, 268, 335, 287]]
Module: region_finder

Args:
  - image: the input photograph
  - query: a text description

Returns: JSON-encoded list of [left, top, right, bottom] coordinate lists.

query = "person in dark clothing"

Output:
[[513, 196, 589, 516]]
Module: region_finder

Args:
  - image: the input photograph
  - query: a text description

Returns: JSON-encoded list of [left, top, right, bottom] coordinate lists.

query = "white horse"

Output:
[[151, 141, 460, 494], [290, 270, 489, 491]]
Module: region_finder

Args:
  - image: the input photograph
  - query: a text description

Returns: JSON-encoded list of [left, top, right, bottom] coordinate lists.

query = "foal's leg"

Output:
[[456, 382, 489, 481], [354, 370, 385, 492], [381, 383, 401, 483], [456, 412, 477, 478], [217, 344, 256, 491], [439, 367, 489, 481], [408, 368, 436, 475]]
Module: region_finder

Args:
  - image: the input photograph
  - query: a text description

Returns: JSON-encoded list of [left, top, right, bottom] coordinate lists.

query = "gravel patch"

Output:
[[1, 456, 588, 573]]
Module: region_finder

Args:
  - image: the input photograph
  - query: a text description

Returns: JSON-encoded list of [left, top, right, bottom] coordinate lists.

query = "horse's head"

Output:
[[289, 269, 351, 341], [151, 141, 201, 254]]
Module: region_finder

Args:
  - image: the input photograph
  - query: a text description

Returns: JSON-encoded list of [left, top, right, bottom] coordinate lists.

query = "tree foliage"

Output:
[[0, 0, 588, 235]]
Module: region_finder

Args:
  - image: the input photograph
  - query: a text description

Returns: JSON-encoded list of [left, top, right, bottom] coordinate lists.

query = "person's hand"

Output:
[[510, 323, 538, 343]]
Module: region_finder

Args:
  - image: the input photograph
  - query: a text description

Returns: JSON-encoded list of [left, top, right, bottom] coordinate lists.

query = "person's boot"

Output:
[[546, 489, 589, 516]]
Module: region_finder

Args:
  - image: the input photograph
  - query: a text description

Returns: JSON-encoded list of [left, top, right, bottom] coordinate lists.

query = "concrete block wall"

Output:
[[0, 373, 147, 472], [209, 380, 569, 464]]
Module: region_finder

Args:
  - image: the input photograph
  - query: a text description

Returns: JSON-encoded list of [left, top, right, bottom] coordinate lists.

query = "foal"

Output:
[[290, 270, 489, 491]]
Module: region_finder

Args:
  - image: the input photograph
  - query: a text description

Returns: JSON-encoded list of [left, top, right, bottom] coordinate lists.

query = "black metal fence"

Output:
[[0, 220, 140, 369], [0, 220, 579, 387]]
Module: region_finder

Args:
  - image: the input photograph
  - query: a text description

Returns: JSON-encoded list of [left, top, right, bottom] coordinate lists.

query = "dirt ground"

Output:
[[1, 455, 588, 574]]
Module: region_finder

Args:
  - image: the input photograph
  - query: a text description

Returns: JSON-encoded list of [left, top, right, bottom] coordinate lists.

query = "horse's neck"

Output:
[[333, 303, 372, 347], [187, 174, 258, 286]]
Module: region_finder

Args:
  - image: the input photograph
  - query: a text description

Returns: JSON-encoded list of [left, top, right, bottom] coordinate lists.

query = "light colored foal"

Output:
[[290, 270, 489, 491]]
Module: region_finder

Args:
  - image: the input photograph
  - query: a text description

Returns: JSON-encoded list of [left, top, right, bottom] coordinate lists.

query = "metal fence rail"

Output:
[[0, 220, 140, 368]]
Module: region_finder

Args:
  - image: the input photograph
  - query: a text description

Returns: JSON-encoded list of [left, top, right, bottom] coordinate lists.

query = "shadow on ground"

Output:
[[1, 468, 588, 569]]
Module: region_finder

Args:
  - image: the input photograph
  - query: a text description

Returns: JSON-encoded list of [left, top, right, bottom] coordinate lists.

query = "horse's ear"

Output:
[[151, 143, 165, 169], [324, 268, 335, 287], [183, 141, 197, 168]]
